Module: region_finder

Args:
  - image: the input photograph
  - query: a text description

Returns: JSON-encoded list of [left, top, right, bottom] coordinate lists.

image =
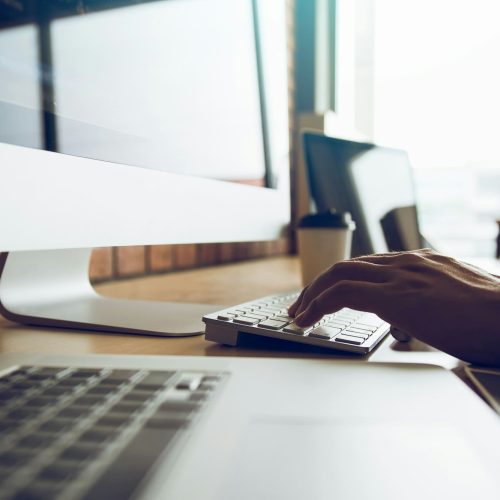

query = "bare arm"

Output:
[[289, 249, 500, 366]]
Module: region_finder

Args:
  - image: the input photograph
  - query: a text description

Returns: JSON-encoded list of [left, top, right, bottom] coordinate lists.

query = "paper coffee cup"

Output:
[[297, 211, 355, 286]]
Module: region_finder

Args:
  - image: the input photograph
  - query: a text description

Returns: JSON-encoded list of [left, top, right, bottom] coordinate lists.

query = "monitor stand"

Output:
[[0, 249, 220, 336]]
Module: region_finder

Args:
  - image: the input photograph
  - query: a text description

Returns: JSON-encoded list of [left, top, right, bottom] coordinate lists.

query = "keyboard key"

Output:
[[65, 374, 97, 382], [10, 381, 35, 391], [345, 327, 372, 336], [0, 375, 22, 385], [79, 429, 117, 444], [358, 314, 384, 327], [0, 380, 11, 390], [57, 406, 94, 419], [41, 386, 74, 397], [71, 395, 107, 407], [273, 315, 293, 323], [24, 397, 54, 408], [25, 373, 54, 383], [0, 419, 22, 434], [145, 416, 188, 429], [233, 316, 260, 325], [350, 324, 376, 333], [309, 326, 342, 339], [13, 482, 62, 500], [133, 382, 163, 392], [176, 376, 201, 391], [325, 320, 349, 328], [60, 443, 103, 462], [264, 305, 280, 311], [39, 462, 81, 481], [139, 371, 175, 386], [7, 407, 40, 420], [98, 379, 128, 388], [86, 385, 119, 396], [229, 309, 247, 315], [122, 390, 155, 403], [0, 390, 24, 402], [70, 369, 103, 378], [343, 330, 369, 340], [334, 334, 365, 345], [337, 310, 359, 318], [217, 313, 234, 321], [258, 319, 289, 330], [253, 301, 270, 308], [94, 415, 130, 429], [189, 392, 209, 402], [57, 377, 88, 387], [104, 370, 141, 383], [335, 315, 355, 323], [108, 402, 142, 415], [8, 368, 33, 378], [246, 312, 268, 319], [283, 324, 313, 335], [0, 450, 34, 468], [38, 419, 77, 434], [259, 306, 274, 313], [158, 401, 201, 412], [17, 434, 55, 450], [35, 367, 69, 377]]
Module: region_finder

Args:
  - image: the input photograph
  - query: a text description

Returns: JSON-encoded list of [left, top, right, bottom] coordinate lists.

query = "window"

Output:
[[336, 0, 500, 257]]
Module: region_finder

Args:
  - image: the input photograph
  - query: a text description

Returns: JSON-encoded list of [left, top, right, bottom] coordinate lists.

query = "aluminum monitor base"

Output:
[[0, 249, 219, 336]]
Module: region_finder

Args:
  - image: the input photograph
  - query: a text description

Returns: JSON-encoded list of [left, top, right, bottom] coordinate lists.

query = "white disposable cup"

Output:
[[297, 212, 355, 286]]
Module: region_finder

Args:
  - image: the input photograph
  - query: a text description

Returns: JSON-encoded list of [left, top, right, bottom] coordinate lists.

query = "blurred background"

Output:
[[317, 0, 500, 258]]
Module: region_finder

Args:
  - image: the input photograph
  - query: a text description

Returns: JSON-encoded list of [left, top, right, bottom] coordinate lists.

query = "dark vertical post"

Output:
[[294, 0, 316, 113], [328, 0, 336, 111], [36, 13, 58, 152], [251, 0, 273, 188]]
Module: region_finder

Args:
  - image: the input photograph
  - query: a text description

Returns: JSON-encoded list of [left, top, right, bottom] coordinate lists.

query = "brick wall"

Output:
[[89, 240, 290, 281], [89, 0, 296, 283]]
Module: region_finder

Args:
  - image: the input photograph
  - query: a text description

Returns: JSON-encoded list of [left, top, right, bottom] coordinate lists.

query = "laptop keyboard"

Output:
[[204, 292, 390, 354], [0, 365, 226, 500]]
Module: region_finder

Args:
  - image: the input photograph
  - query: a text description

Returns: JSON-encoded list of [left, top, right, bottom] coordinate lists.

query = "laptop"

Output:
[[1, 352, 499, 500]]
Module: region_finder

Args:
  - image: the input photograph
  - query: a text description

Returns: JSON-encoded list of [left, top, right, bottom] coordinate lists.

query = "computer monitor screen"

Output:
[[0, 0, 289, 188], [304, 133, 422, 256]]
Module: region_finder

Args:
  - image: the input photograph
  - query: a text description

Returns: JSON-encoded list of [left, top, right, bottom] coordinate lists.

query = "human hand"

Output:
[[289, 249, 500, 366]]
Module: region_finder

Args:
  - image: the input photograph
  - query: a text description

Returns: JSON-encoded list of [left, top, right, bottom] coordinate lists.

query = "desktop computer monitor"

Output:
[[0, 0, 290, 335], [303, 132, 424, 257]]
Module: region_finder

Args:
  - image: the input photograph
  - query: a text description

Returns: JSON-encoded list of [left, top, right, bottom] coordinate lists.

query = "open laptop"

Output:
[[1, 352, 499, 500]]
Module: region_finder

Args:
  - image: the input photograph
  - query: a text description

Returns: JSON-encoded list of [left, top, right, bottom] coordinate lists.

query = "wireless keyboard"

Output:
[[203, 291, 390, 354]]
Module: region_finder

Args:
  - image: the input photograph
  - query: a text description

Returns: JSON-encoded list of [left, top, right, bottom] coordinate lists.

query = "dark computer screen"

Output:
[[303, 132, 423, 256]]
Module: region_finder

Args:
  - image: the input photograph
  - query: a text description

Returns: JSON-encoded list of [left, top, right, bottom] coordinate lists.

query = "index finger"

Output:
[[291, 260, 390, 318], [294, 280, 388, 327]]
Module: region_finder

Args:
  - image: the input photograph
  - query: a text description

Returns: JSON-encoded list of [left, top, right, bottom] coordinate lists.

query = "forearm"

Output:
[[419, 289, 500, 367]]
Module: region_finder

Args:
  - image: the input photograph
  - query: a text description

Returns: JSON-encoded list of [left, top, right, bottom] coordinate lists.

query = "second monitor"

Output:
[[303, 132, 426, 257]]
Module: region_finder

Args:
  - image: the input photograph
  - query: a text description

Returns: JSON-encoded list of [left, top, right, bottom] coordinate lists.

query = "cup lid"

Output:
[[298, 210, 356, 230]]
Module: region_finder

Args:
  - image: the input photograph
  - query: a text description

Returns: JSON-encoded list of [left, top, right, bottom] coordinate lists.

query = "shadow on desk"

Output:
[[388, 338, 437, 352], [204, 332, 362, 360]]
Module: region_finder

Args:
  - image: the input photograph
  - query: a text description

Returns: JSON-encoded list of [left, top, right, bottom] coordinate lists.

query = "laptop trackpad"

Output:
[[219, 418, 496, 500]]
